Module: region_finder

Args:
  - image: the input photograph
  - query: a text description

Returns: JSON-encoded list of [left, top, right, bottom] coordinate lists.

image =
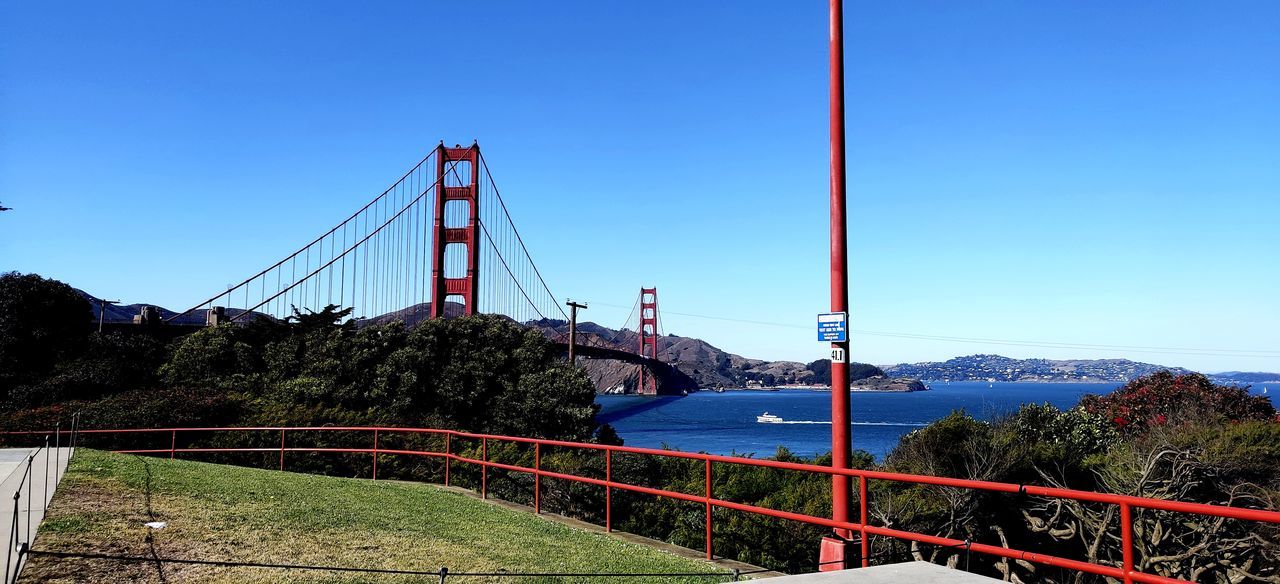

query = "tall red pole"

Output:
[[828, 0, 853, 540]]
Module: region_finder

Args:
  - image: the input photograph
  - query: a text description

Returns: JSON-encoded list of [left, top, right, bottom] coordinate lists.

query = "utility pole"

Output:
[[824, 0, 857, 570], [566, 300, 588, 365], [98, 299, 120, 333]]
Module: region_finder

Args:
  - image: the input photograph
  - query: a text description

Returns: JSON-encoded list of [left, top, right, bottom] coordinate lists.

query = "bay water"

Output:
[[598, 381, 1277, 460], [597, 382, 1118, 460]]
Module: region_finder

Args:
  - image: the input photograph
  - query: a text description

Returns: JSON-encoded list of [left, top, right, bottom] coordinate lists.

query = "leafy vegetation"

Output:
[[804, 359, 883, 383], [1079, 369, 1277, 434], [0, 273, 604, 446], [0, 271, 95, 404]]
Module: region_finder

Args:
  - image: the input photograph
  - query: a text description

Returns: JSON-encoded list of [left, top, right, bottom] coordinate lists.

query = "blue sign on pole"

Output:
[[817, 312, 848, 342]]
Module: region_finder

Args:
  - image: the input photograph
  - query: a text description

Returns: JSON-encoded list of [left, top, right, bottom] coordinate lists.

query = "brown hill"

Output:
[[528, 320, 816, 391]]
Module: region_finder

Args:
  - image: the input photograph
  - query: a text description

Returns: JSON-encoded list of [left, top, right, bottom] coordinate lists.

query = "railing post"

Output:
[[26, 454, 34, 545], [279, 429, 286, 471], [7, 492, 17, 582], [43, 436, 50, 513], [859, 474, 869, 568], [704, 457, 713, 560], [444, 433, 451, 487], [481, 437, 487, 500], [372, 430, 379, 480], [54, 422, 60, 483], [533, 443, 541, 514], [1121, 502, 1134, 584], [170, 429, 176, 460], [605, 449, 612, 532]]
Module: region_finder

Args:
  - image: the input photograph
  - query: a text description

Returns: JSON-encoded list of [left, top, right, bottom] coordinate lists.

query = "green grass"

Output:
[[23, 449, 735, 583]]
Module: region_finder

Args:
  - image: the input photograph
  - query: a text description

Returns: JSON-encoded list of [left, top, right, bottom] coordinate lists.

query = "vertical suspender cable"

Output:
[[394, 178, 403, 313], [340, 220, 346, 310], [362, 208, 369, 319], [328, 231, 334, 307]]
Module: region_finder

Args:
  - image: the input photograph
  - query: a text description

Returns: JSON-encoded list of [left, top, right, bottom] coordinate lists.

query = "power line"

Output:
[[585, 302, 1280, 359]]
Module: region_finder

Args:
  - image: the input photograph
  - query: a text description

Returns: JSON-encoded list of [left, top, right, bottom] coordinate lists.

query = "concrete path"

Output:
[[764, 561, 1003, 582], [1, 447, 71, 583]]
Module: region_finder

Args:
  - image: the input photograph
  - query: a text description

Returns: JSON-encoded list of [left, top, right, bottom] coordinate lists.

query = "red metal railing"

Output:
[[9, 425, 1280, 583]]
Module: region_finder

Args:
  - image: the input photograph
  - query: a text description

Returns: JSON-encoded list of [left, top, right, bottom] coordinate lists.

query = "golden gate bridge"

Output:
[[161, 141, 679, 395]]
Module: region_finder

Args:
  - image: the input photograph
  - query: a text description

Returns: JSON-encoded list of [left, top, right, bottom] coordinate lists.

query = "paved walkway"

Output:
[[1, 447, 71, 583], [764, 561, 1003, 582]]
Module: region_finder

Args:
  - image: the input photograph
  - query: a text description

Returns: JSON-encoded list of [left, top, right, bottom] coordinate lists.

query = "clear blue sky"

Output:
[[2, 1, 1277, 373]]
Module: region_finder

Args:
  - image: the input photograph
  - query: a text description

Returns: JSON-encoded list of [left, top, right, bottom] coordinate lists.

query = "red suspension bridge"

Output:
[[158, 141, 680, 395]]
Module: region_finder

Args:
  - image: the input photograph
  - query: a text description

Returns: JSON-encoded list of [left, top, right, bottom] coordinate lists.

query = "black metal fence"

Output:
[[3, 413, 78, 584]]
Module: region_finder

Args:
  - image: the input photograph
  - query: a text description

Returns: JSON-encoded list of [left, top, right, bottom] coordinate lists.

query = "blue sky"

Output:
[[2, 1, 1277, 373]]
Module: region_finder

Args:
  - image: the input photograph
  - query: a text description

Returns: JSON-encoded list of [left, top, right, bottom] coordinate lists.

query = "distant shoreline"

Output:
[[700, 378, 1274, 393], [723, 379, 1128, 391]]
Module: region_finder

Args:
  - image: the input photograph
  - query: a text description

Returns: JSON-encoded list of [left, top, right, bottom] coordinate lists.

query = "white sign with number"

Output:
[[830, 346, 846, 363]]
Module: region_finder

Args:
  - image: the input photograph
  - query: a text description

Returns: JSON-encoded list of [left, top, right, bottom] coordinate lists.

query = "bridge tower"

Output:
[[636, 287, 659, 395], [430, 143, 481, 318]]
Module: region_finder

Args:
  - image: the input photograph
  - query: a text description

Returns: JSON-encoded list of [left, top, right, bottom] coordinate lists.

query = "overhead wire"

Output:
[[586, 302, 1280, 359]]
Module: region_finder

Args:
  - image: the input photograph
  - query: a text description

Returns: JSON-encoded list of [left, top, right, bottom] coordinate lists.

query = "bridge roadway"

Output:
[[549, 342, 698, 394]]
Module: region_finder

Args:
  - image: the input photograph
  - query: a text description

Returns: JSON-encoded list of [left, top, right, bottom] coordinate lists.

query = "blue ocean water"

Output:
[[597, 381, 1279, 460], [597, 382, 1117, 460]]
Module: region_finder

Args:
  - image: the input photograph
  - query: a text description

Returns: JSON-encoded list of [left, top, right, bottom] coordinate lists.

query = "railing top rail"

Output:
[[7, 424, 1280, 524]]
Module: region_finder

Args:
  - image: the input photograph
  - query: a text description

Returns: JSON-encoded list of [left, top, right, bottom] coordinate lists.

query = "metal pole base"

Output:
[[819, 535, 860, 572]]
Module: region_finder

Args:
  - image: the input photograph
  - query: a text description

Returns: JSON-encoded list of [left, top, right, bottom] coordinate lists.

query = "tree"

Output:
[[1016, 373, 1280, 583], [373, 315, 599, 438], [1022, 422, 1280, 583], [805, 359, 884, 383], [23, 331, 169, 405], [0, 272, 93, 406], [159, 324, 262, 389], [881, 411, 1023, 567]]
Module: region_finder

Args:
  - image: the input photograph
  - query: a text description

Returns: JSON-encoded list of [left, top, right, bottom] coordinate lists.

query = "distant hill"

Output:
[[1210, 371, 1280, 384], [530, 320, 811, 390], [527, 320, 883, 391], [882, 354, 1280, 385], [77, 289, 253, 326], [883, 354, 1198, 383]]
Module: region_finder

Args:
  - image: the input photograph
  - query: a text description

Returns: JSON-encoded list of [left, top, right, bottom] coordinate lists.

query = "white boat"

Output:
[[757, 412, 784, 423]]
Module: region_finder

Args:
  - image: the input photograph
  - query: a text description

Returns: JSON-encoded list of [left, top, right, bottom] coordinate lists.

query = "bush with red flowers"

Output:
[[1080, 370, 1276, 435]]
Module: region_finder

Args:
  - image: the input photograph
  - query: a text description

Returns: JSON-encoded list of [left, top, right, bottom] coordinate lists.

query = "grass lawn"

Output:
[[22, 449, 737, 583]]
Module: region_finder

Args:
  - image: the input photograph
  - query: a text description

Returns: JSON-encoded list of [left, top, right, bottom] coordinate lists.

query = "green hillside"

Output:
[[23, 450, 735, 583]]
